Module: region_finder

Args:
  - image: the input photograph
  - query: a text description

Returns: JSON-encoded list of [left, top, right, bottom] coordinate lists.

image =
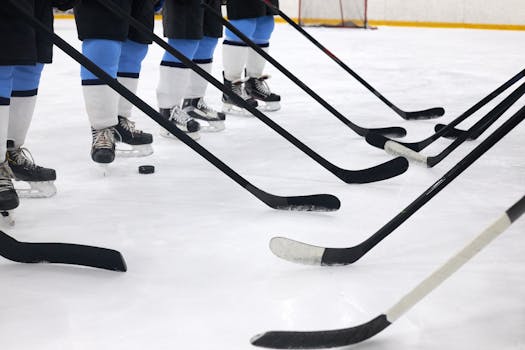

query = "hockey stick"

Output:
[[366, 81, 525, 167], [9, 1, 338, 212], [252, 195, 525, 349], [203, 3, 406, 138], [267, 103, 525, 266], [0, 231, 127, 271], [365, 69, 525, 152], [92, 0, 410, 185], [258, 0, 444, 121]]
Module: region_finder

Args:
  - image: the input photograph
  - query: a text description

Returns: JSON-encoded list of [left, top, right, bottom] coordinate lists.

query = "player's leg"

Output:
[[114, 39, 154, 156], [8, 64, 57, 198], [222, 17, 259, 113], [244, 15, 281, 111], [182, 36, 226, 132], [157, 0, 204, 140]]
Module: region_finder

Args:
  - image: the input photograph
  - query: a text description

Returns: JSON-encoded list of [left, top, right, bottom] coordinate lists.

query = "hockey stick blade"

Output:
[[433, 123, 474, 140], [335, 157, 409, 184], [257, 196, 524, 349], [251, 315, 391, 349], [0, 231, 127, 271], [365, 133, 428, 166], [258, 191, 341, 212], [269, 104, 525, 266], [367, 126, 406, 138], [402, 107, 445, 120]]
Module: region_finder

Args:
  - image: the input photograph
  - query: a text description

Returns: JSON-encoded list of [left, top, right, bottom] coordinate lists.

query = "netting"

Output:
[[298, 0, 368, 28]]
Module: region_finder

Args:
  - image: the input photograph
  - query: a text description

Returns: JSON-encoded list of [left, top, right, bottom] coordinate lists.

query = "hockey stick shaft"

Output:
[[0, 231, 127, 271], [258, 0, 444, 120], [92, 0, 409, 184], [9, 0, 339, 211], [203, 3, 405, 137], [387, 195, 525, 322]]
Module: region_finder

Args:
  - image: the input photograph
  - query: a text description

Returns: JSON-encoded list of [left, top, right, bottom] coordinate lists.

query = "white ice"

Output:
[[0, 20, 524, 350]]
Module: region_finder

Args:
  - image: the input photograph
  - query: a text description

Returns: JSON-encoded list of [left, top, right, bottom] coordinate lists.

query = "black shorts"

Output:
[[74, 0, 155, 44], [0, 0, 53, 65], [226, 0, 279, 20], [162, 0, 222, 40]]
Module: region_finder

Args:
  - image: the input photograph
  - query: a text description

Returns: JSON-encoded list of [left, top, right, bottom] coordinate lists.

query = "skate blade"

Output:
[[1, 210, 15, 226], [16, 181, 57, 199], [159, 127, 201, 141], [222, 103, 253, 116], [258, 101, 281, 112], [200, 120, 225, 133], [116, 144, 154, 158]]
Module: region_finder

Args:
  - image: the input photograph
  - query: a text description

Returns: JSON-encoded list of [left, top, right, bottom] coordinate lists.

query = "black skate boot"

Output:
[[6, 142, 57, 198], [0, 160, 19, 225], [91, 127, 116, 164], [114, 116, 154, 157], [182, 98, 225, 132], [159, 106, 201, 140], [245, 75, 281, 112], [222, 72, 258, 115]]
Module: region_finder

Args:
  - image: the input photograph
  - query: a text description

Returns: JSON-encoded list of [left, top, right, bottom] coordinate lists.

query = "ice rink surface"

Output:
[[0, 19, 524, 350]]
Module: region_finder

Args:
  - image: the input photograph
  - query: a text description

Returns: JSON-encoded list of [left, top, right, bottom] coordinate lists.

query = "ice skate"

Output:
[[0, 160, 19, 226], [222, 74, 258, 116], [245, 75, 281, 112], [114, 116, 154, 158], [159, 106, 201, 140], [182, 98, 225, 132], [7, 146, 57, 198], [91, 127, 116, 175]]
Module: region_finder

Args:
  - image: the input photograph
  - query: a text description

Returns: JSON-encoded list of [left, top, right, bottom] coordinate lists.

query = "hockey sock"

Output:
[[186, 36, 218, 99], [117, 40, 149, 119], [0, 104, 9, 162], [246, 44, 269, 78], [222, 42, 249, 81], [157, 65, 192, 109]]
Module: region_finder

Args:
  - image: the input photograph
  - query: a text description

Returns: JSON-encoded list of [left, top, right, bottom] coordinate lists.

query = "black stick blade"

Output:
[[403, 107, 445, 120], [261, 194, 341, 212], [0, 231, 127, 272], [367, 126, 407, 138], [434, 123, 474, 140], [337, 157, 409, 184], [251, 315, 391, 349]]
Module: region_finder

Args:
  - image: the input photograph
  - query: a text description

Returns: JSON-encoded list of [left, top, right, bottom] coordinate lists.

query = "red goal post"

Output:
[[298, 0, 371, 29]]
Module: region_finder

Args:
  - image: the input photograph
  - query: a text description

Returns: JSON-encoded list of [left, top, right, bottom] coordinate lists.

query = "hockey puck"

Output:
[[138, 165, 155, 174]]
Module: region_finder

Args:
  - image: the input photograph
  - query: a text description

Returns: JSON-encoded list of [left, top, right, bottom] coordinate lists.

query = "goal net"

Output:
[[298, 0, 369, 28]]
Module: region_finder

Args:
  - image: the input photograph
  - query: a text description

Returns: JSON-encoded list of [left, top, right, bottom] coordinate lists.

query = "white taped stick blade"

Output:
[[385, 141, 428, 165], [269, 237, 325, 266]]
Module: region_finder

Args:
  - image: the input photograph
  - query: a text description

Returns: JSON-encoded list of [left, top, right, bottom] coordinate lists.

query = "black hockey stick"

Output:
[[252, 195, 525, 349], [267, 103, 525, 266], [365, 69, 525, 152], [366, 81, 525, 167], [0, 231, 127, 271], [93, 0, 409, 185], [258, 0, 444, 121], [203, 3, 406, 138], [9, 0, 338, 212]]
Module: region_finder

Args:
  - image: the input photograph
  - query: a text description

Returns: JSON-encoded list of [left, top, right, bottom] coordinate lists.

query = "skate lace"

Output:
[[196, 99, 216, 115], [0, 162, 15, 190], [92, 128, 116, 149], [7, 147, 39, 170], [119, 116, 143, 135], [253, 75, 272, 97], [170, 106, 192, 124], [231, 78, 252, 100]]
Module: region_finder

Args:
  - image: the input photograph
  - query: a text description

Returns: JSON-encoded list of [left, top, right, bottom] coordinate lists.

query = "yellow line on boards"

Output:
[[53, 14, 525, 31]]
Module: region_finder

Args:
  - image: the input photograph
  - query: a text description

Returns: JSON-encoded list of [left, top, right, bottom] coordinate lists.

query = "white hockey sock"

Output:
[[222, 44, 248, 81], [246, 46, 269, 78], [82, 84, 119, 130], [117, 76, 139, 119], [7, 95, 37, 148], [186, 62, 212, 99], [156, 65, 191, 109], [0, 104, 9, 162]]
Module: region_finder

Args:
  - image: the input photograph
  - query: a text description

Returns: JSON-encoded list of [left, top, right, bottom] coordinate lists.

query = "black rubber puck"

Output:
[[138, 165, 155, 174]]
